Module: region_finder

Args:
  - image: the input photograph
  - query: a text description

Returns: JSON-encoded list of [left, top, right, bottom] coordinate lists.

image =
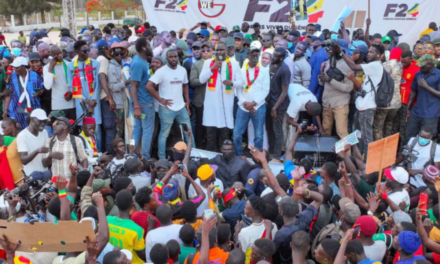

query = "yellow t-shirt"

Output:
[[420, 28, 434, 39], [107, 216, 145, 264]]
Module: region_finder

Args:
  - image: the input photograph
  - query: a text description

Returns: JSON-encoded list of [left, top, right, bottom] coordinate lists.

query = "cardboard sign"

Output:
[[365, 133, 400, 175], [0, 220, 95, 252]]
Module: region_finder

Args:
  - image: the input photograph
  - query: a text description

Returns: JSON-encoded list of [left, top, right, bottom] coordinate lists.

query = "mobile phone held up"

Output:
[[181, 123, 188, 132]]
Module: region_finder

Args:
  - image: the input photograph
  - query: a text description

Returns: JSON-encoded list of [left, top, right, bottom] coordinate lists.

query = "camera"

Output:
[[400, 145, 418, 163], [357, 89, 367, 98], [178, 164, 184, 171]]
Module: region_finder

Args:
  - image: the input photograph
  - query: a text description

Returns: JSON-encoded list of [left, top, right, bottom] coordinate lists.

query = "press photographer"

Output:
[[396, 125, 440, 188], [318, 39, 354, 139]]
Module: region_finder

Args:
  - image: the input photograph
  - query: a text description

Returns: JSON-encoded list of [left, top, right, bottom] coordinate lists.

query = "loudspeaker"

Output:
[[294, 135, 339, 167]]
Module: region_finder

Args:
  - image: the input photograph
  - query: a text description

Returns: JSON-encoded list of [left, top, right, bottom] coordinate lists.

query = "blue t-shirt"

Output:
[[130, 55, 153, 104], [411, 68, 440, 118], [395, 255, 425, 264]]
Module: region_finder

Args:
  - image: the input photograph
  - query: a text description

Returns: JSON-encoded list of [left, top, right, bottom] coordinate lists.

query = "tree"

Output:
[[38, 0, 62, 24], [85, 0, 138, 14], [0, 0, 39, 25]]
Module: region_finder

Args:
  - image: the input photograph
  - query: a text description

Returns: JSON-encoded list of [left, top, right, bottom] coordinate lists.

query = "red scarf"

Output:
[[72, 58, 95, 99]]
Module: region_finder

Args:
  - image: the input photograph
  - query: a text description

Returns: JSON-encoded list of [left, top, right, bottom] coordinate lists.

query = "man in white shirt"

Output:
[[147, 49, 193, 159], [43, 46, 76, 120], [285, 84, 322, 135], [405, 126, 440, 187], [188, 164, 224, 217], [342, 44, 385, 155], [17, 109, 50, 175], [384, 167, 410, 213], [146, 204, 182, 263], [126, 157, 151, 189], [199, 41, 243, 151], [233, 46, 270, 156]]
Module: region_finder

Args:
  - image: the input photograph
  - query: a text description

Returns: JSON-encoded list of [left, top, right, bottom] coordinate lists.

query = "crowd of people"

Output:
[[0, 17, 439, 264]]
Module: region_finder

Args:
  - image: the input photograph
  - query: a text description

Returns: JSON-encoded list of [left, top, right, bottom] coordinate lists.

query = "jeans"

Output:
[[266, 105, 285, 160], [373, 108, 399, 140], [233, 105, 266, 156], [101, 99, 117, 154], [158, 105, 194, 159], [406, 114, 439, 143], [95, 124, 102, 153], [131, 103, 155, 159], [355, 108, 375, 156]]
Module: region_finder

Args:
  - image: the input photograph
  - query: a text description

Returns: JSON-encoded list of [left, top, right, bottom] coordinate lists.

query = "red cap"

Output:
[[83, 117, 96, 125], [215, 25, 222, 32], [136, 26, 146, 33], [354, 215, 378, 237]]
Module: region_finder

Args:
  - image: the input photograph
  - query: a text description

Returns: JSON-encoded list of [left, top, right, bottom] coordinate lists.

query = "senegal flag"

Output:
[[407, 4, 419, 17], [307, 0, 324, 14], [177, 0, 188, 10]]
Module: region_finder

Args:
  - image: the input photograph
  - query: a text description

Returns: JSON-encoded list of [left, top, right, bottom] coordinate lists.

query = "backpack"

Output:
[[368, 68, 395, 107], [49, 134, 87, 162], [408, 136, 437, 168]]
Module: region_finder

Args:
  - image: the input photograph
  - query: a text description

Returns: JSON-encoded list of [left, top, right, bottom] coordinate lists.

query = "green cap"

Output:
[[225, 37, 236, 47], [417, 54, 436, 67], [232, 25, 240, 32], [433, 38, 440, 45], [92, 178, 111, 193], [382, 35, 392, 43]]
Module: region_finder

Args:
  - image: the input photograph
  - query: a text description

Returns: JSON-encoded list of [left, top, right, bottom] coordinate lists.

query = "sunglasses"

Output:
[[81, 49, 90, 54], [202, 49, 211, 53]]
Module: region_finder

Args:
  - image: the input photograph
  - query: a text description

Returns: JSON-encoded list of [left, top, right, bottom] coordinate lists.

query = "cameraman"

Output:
[[397, 125, 440, 188], [318, 39, 354, 139]]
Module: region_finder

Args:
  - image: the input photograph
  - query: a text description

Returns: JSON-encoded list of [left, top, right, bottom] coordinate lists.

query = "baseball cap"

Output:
[[156, 159, 172, 169], [198, 29, 210, 38], [218, 27, 228, 32], [337, 39, 350, 54], [232, 25, 240, 32], [355, 215, 378, 237], [417, 54, 436, 67], [382, 36, 392, 43], [92, 178, 111, 193], [250, 46, 261, 52], [250, 40, 262, 50], [253, 22, 261, 27], [244, 38, 252, 45], [136, 26, 146, 34], [384, 167, 409, 184], [201, 21, 207, 25], [197, 164, 218, 181], [28, 52, 41, 62], [30, 109, 49, 121], [202, 42, 211, 48], [10, 57, 28, 68], [55, 117, 71, 129], [96, 39, 109, 49], [215, 25, 222, 32], [233, 32, 244, 40], [192, 41, 203, 48], [388, 30, 402, 37], [433, 38, 440, 45], [424, 165, 440, 181], [225, 37, 235, 47], [173, 142, 187, 151], [162, 178, 180, 201], [339, 197, 361, 224], [353, 44, 369, 55]]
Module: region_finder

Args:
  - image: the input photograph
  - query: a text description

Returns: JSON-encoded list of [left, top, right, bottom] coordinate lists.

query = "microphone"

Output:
[[217, 56, 223, 73]]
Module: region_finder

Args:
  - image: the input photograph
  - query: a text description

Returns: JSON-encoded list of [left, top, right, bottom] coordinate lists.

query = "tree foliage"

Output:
[[0, 0, 39, 24], [85, 0, 138, 13]]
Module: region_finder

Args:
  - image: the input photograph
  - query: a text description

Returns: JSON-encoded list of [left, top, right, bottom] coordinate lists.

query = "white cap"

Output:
[[30, 109, 49, 121], [42, 37, 52, 45], [384, 166, 409, 185], [120, 249, 133, 260], [250, 40, 262, 50], [10, 56, 28, 68]]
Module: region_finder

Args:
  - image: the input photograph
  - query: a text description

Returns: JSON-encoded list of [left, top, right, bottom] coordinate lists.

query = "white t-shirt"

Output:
[[188, 178, 224, 217], [408, 137, 440, 187], [387, 190, 410, 214], [146, 224, 182, 262], [149, 65, 188, 112], [355, 61, 384, 111], [286, 83, 317, 119], [364, 240, 386, 261], [238, 221, 278, 263], [97, 56, 110, 100], [16, 129, 49, 175], [129, 174, 151, 190]]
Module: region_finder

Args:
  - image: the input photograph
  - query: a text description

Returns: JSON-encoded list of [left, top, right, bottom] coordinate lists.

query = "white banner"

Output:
[[143, 0, 439, 45]]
